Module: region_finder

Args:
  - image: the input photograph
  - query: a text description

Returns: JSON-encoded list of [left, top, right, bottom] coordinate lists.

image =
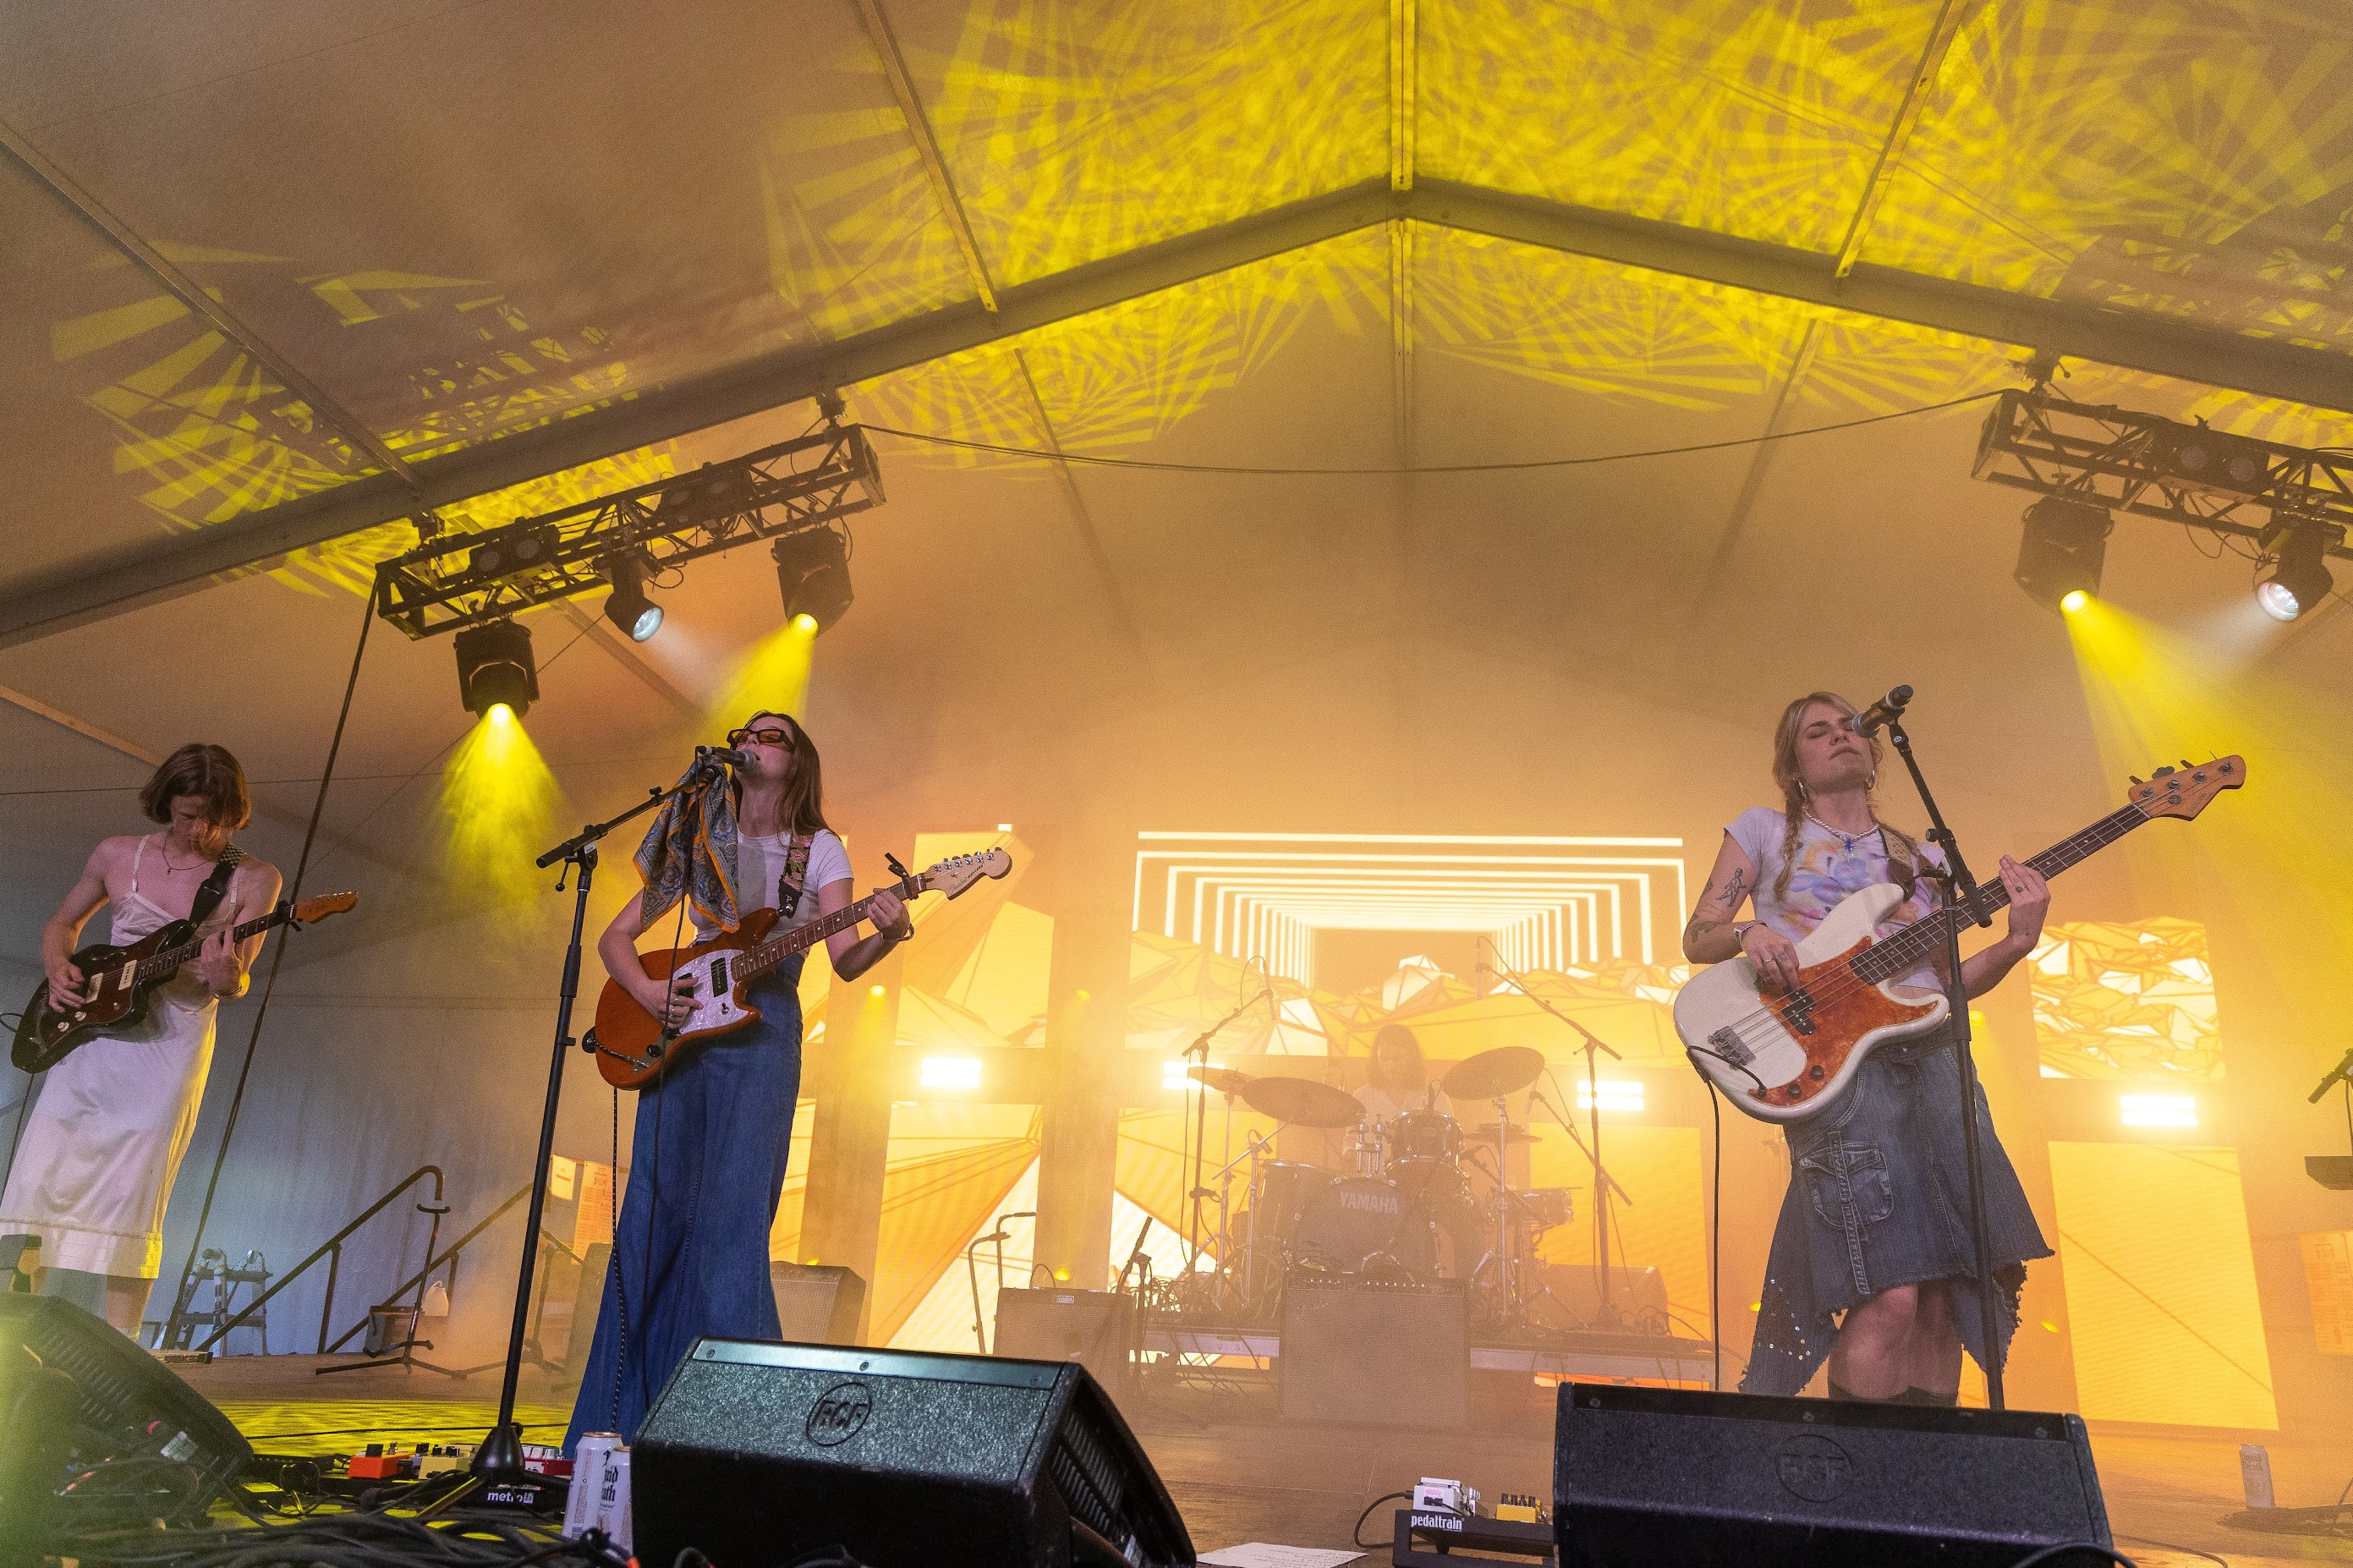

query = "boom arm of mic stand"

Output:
[[2308, 1046, 2353, 1104], [1495, 957, 1621, 1061], [536, 760, 722, 869], [1884, 718, 1991, 926]]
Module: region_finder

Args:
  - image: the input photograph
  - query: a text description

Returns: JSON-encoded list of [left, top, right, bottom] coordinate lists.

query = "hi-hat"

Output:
[[1240, 1076, 1364, 1128], [1187, 1065, 1254, 1096], [1441, 1044, 1545, 1101]]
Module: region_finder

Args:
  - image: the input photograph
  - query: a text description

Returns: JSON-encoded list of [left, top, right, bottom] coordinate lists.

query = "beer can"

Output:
[[598, 1444, 634, 1553], [2240, 1443, 2276, 1510], [563, 1432, 619, 1538]]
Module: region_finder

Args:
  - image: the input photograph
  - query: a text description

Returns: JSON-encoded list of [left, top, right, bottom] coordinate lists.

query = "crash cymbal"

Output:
[[1240, 1075, 1364, 1128], [1465, 1124, 1544, 1144], [1440, 1044, 1545, 1101], [1187, 1065, 1255, 1095]]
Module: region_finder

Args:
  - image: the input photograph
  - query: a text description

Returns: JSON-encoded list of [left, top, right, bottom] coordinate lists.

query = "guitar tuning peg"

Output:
[[2153, 765, 2175, 777], [2129, 776, 2143, 786], [2179, 759, 2194, 770]]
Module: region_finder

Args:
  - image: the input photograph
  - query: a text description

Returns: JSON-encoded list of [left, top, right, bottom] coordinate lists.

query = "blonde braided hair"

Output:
[[1767, 691, 1923, 903]]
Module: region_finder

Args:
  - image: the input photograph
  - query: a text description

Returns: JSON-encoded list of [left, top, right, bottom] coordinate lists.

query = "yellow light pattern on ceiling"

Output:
[[2028, 918, 2222, 1082]]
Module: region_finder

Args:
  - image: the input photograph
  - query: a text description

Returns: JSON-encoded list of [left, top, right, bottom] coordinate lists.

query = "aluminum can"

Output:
[[563, 1432, 619, 1538]]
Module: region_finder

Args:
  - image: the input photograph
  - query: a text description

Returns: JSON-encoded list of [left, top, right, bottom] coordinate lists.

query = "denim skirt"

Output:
[[1741, 1025, 2050, 1396], [566, 957, 804, 1447]]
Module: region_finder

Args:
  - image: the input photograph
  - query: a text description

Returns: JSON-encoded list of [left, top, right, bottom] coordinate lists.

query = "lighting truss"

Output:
[[375, 422, 884, 639], [1972, 390, 2353, 558]]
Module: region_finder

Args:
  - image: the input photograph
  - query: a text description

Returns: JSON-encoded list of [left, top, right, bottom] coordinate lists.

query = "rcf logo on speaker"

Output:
[[806, 1381, 875, 1447], [1774, 1434, 1856, 1502]]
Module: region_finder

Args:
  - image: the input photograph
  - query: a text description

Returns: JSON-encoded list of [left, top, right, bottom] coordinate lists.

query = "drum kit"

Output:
[[1172, 1044, 1575, 1326]]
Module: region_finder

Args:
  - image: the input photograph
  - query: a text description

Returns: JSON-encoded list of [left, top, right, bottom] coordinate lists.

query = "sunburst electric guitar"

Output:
[[591, 847, 1013, 1089], [1676, 758, 2244, 1122], [12, 892, 360, 1074]]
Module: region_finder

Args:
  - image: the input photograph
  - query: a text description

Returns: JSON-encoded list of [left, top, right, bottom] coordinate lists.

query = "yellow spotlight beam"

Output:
[[437, 704, 562, 904], [708, 614, 818, 729]]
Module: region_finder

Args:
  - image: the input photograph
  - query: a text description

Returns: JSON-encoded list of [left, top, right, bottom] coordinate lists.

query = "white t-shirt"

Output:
[[693, 828, 851, 941], [1725, 807, 1944, 991]]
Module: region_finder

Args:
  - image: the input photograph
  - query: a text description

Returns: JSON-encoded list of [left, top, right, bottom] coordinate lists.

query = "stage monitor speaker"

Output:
[[771, 1260, 866, 1345], [1280, 1273, 1465, 1427], [0, 1294, 252, 1535], [633, 1337, 1193, 1568], [1553, 1383, 2112, 1567], [993, 1287, 1134, 1395]]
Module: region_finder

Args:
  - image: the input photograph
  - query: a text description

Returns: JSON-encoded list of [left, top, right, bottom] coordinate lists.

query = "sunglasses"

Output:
[[727, 726, 796, 748]]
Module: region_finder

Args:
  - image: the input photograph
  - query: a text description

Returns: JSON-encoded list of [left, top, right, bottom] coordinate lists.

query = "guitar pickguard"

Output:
[[1747, 936, 1939, 1112]]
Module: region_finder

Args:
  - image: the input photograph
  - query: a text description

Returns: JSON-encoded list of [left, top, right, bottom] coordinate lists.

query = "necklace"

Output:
[[1804, 811, 1880, 855], [153, 831, 222, 875]]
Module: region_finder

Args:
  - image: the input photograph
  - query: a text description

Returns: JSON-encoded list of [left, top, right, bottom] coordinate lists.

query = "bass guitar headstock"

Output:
[[2131, 756, 2246, 821], [293, 891, 359, 924]]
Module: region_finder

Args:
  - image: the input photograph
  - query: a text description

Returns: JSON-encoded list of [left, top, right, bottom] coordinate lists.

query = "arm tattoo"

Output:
[[1724, 868, 1747, 908], [1685, 919, 1721, 940]]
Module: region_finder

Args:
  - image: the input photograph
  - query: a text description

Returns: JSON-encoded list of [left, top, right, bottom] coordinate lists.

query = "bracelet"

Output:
[[1730, 923, 1752, 954]]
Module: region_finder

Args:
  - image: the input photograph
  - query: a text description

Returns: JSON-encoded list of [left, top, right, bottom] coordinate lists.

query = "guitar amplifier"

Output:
[[1553, 1383, 2111, 1566], [992, 1288, 1134, 1396], [1280, 1272, 1466, 1427], [772, 1261, 867, 1345], [632, 1337, 1192, 1567]]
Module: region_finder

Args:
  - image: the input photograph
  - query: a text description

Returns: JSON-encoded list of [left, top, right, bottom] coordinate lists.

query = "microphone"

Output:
[[1847, 684, 1914, 737], [696, 745, 754, 768]]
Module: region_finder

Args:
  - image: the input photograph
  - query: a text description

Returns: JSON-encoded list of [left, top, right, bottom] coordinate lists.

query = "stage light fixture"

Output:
[[2254, 518, 2339, 622], [602, 551, 663, 641], [453, 619, 539, 720], [2014, 496, 2112, 612], [468, 524, 559, 581], [772, 528, 853, 633]]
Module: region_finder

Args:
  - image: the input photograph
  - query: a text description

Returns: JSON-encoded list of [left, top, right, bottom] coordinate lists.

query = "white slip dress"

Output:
[[0, 836, 221, 1279]]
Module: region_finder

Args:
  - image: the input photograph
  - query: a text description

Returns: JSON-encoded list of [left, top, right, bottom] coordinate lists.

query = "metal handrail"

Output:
[[192, 1165, 444, 1354], [319, 1179, 569, 1355]]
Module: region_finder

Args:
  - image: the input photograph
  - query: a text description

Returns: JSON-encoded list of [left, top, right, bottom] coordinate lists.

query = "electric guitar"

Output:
[[12, 892, 360, 1073], [1676, 758, 2244, 1122], [591, 847, 1013, 1089]]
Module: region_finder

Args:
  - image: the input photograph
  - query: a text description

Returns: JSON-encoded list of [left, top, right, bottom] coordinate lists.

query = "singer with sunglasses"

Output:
[[566, 710, 909, 1449]]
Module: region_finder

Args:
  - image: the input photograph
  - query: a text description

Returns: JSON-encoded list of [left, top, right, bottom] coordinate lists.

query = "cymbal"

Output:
[[1240, 1075, 1363, 1128], [1187, 1065, 1254, 1095], [1465, 1124, 1544, 1144], [1441, 1044, 1545, 1101]]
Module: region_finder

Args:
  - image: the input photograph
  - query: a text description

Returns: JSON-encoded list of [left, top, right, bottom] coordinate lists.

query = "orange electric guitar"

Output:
[[590, 847, 1012, 1088]]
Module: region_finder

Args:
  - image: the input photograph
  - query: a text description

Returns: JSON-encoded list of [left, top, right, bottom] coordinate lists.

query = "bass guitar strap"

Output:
[[776, 835, 811, 922]]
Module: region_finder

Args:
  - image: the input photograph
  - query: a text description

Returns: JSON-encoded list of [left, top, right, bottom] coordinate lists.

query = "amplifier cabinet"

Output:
[[1279, 1273, 1467, 1427]]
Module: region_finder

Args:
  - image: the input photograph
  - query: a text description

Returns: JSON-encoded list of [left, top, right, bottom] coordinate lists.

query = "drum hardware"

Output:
[[1180, 989, 1275, 1274], [1479, 952, 1639, 1330], [1440, 1045, 1548, 1329]]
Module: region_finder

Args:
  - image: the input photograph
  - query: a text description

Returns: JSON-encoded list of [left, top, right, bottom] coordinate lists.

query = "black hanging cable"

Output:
[[168, 581, 377, 1331], [1705, 1072, 1725, 1391]]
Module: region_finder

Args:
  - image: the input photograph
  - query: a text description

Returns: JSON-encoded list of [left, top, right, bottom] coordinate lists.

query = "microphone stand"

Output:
[[1881, 714, 2008, 1412], [1495, 957, 1631, 1327], [469, 754, 728, 1483], [1181, 990, 1270, 1278]]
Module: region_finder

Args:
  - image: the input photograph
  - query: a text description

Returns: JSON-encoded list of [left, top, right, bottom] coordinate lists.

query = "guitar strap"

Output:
[[189, 850, 242, 928], [776, 835, 812, 921]]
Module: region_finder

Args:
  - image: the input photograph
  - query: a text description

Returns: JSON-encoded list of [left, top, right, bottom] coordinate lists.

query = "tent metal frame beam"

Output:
[[3, 176, 2348, 650]]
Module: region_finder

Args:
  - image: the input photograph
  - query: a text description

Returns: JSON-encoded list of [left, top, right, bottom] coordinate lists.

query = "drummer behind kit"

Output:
[[1174, 1046, 1579, 1327]]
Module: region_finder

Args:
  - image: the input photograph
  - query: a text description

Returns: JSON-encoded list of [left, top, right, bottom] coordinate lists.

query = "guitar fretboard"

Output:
[[134, 908, 286, 982], [733, 874, 924, 982], [1847, 802, 2150, 983]]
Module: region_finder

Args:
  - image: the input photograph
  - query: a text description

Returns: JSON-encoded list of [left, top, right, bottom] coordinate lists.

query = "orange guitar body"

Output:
[[590, 906, 781, 1089]]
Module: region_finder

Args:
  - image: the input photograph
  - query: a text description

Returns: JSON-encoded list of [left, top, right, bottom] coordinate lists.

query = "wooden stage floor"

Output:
[[177, 1354, 2353, 1565]]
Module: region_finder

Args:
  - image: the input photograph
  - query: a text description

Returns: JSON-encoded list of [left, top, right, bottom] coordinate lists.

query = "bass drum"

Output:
[[1292, 1176, 1405, 1274]]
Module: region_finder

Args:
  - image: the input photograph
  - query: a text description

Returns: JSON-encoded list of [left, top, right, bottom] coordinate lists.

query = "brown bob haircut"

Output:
[[139, 743, 252, 831]]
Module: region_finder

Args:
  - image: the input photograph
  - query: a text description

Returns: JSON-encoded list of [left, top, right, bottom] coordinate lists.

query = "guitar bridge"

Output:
[[1708, 1027, 1753, 1069]]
